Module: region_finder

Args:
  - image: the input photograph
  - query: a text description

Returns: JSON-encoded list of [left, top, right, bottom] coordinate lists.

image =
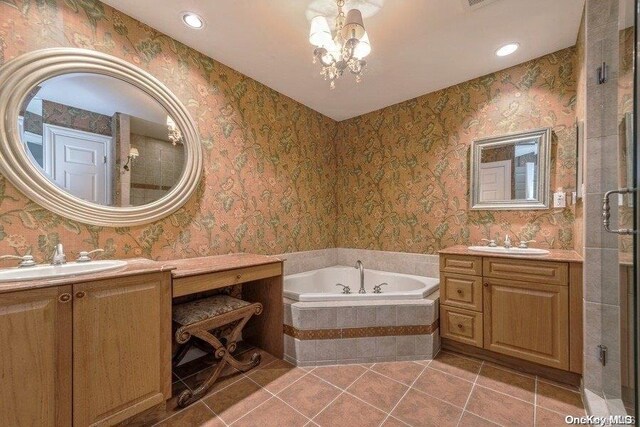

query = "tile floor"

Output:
[[125, 347, 586, 427]]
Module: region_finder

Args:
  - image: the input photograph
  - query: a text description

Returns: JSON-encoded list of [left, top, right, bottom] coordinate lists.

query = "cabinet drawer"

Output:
[[440, 254, 482, 276], [483, 257, 568, 286], [441, 272, 483, 311], [440, 306, 483, 347], [173, 262, 282, 297]]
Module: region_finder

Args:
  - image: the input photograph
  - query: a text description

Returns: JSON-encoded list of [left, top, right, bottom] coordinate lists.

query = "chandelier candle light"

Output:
[[309, 0, 371, 89]]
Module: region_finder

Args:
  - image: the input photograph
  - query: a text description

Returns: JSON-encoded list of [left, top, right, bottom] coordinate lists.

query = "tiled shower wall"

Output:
[[580, 0, 625, 416], [129, 134, 185, 206]]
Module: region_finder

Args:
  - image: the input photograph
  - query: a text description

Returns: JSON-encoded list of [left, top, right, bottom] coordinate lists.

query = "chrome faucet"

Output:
[[355, 260, 365, 294], [335, 283, 351, 294], [51, 243, 66, 265], [76, 248, 104, 262], [373, 283, 389, 294], [503, 234, 512, 249], [0, 254, 37, 268], [481, 238, 497, 247], [518, 239, 536, 249]]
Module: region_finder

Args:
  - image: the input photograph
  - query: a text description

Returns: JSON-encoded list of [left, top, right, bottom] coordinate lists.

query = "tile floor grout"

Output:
[[336, 364, 429, 419], [379, 361, 430, 426], [158, 348, 587, 427], [426, 361, 481, 384], [309, 363, 373, 425], [234, 366, 318, 425], [165, 353, 281, 427], [455, 360, 483, 426], [366, 363, 481, 412]]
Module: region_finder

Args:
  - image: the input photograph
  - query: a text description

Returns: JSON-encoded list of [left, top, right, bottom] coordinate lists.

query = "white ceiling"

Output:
[[102, 0, 585, 121]]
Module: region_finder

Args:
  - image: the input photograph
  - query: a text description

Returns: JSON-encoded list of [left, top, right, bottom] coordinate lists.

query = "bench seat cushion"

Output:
[[173, 295, 251, 326]]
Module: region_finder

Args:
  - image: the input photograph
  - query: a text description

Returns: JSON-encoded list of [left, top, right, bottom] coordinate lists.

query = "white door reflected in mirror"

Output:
[[479, 159, 511, 202], [18, 72, 186, 207]]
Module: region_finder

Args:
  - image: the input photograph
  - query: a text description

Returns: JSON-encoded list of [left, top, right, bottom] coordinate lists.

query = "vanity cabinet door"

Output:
[[72, 273, 171, 427], [0, 286, 72, 427], [483, 278, 569, 370]]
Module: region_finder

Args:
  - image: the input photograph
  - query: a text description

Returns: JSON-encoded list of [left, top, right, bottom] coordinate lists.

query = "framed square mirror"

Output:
[[470, 128, 551, 210]]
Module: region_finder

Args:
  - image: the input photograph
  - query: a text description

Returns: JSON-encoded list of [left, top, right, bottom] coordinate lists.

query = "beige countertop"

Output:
[[168, 253, 283, 279], [0, 258, 175, 294], [439, 245, 583, 263]]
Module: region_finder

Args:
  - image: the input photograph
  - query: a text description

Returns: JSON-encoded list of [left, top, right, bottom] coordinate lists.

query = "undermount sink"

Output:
[[467, 246, 550, 256], [0, 260, 127, 283]]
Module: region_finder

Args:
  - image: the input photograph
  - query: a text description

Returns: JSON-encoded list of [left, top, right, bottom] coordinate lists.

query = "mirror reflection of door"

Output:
[[16, 73, 186, 208], [45, 124, 112, 205], [479, 160, 511, 202]]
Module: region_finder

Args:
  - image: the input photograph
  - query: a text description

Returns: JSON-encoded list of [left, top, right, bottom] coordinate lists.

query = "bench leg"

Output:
[[176, 308, 261, 407], [172, 340, 193, 367]]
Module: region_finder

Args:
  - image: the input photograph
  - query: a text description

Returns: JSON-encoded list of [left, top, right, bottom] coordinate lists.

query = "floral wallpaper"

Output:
[[43, 100, 113, 136], [0, 0, 583, 262], [335, 47, 579, 253], [0, 0, 337, 262]]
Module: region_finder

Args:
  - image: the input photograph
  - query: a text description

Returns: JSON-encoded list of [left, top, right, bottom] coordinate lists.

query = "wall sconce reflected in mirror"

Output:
[[167, 115, 183, 145], [123, 147, 139, 171]]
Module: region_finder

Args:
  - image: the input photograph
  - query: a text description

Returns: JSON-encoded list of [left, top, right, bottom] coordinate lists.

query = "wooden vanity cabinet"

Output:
[[0, 271, 171, 427], [439, 249, 582, 375], [73, 273, 171, 426], [0, 286, 72, 427], [483, 277, 569, 370]]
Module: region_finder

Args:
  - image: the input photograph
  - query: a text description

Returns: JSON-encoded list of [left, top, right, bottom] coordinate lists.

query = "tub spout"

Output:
[[355, 260, 365, 294]]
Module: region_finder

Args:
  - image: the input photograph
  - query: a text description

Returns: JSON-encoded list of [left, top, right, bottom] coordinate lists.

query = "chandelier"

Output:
[[309, 0, 371, 89]]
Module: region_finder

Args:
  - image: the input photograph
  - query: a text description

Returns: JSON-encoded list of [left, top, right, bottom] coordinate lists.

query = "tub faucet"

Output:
[[51, 243, 66, 265], [336, 284, 351, 294], [355, 260, 366, 294]]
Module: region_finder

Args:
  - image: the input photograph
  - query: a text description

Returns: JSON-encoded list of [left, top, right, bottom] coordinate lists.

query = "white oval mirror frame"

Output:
[[0, 48, 203, 226]]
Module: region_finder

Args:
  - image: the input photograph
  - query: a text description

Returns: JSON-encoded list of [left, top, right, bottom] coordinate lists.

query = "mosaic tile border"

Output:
[[283, 321, 439, 340]]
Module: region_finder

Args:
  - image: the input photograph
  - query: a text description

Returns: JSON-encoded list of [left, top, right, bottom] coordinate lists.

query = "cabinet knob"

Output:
[[483, 283, 489, 288], [58, 293, 72, 303], [457, 323, 464, 329], [456, 289, 463, 295], [236, 274, 242, 280], [75, 291, 86, 299]]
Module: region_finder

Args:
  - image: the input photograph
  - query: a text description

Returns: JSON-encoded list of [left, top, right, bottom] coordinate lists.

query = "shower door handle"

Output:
[[602, 188, 636, 234]]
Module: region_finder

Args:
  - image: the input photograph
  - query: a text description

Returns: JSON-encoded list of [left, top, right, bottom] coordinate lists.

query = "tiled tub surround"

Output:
[[280, 249, 441, 365], [283, 293, 440, 366], [279, 248, 440, 277]]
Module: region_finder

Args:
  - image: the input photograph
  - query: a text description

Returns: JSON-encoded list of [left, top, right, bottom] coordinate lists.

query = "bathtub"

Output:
[[284, 266, 439, 302]]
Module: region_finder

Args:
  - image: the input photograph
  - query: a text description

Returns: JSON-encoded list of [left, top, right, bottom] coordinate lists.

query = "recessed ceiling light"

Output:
[[182, 12, 204, 29], [496, 43, 519, 57]]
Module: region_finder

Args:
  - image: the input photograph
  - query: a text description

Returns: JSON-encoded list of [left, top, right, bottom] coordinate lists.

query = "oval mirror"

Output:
[[0, 49, 202, 226]]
